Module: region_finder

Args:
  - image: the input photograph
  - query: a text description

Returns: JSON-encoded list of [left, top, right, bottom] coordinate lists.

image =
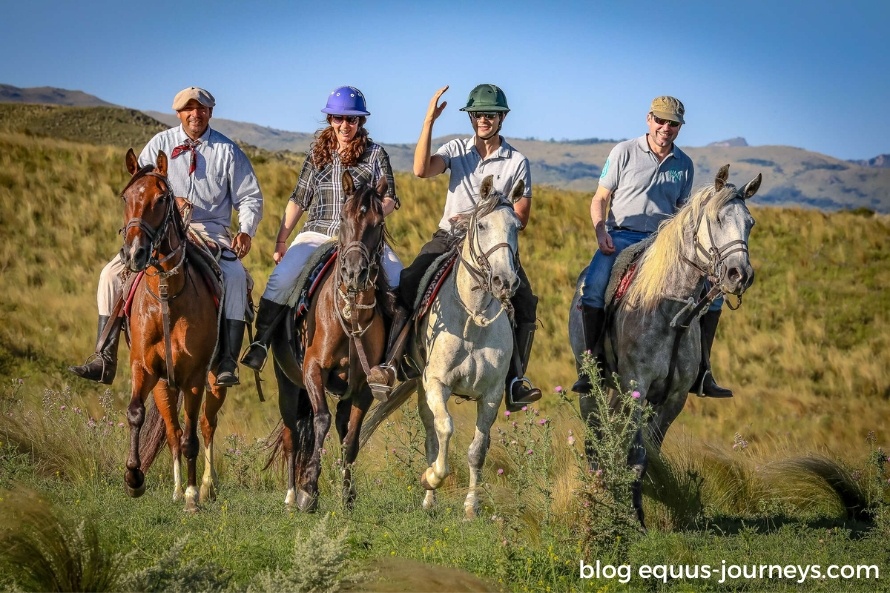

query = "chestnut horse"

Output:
[[267, 172, 388, 511], [119, 149, 226, 512]]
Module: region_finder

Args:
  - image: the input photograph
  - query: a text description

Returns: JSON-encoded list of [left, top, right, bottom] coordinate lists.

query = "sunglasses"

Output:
[[331, 115, 360, 124], [470, 112, 500, 121], [651, 114, 681, 128]]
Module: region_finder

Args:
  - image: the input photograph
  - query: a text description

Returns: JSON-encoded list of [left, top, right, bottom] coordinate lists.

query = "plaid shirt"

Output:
[[289, 142, 397, 237]]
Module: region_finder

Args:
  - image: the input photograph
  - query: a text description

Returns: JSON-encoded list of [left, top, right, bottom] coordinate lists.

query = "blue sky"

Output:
[[1, 0, 886, 160]]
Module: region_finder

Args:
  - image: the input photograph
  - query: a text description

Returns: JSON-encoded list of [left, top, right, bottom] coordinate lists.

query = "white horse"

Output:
[[361, 175, 524, 519]]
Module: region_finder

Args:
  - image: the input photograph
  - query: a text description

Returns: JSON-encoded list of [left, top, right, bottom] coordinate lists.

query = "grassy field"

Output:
[[1, 128, 889, 591]]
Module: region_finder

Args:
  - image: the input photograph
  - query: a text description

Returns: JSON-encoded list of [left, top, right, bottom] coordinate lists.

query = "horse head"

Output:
[[695, 164, 762, 296], [337, 171, 387, 293], [461, 175, 524, 302], [119, 148, 177, 273]]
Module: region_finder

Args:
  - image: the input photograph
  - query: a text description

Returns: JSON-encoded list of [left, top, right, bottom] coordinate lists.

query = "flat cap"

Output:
[[172, 87, 215, 111]]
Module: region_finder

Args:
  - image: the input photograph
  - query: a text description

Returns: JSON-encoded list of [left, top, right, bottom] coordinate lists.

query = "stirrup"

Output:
[[507, 377, 542, 410], [240, 341, 269, 372], [367, 364, 397, 403]]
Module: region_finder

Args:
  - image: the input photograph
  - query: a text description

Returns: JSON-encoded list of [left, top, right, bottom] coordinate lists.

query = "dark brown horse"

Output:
[[119, 148, 226, 512], [267, 172, 388, 512]]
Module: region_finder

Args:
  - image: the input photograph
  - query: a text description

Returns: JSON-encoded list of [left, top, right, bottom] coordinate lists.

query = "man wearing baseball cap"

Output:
[[573, 95, 733, 399], [70, 86, 264, 387]]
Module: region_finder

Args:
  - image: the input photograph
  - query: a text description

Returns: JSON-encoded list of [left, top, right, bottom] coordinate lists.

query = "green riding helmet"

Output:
[[459, 84, 510, 113]]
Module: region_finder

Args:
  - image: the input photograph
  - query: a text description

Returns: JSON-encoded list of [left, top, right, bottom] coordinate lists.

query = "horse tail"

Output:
[[266, 363, 316, 486], [263, 421, 285, 471], [138, 393, 181, 472], [358, 377, 419, 449], [766, 455, 870, 521]]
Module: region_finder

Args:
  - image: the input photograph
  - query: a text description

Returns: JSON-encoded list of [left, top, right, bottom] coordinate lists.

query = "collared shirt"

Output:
[[139, 125, 264, 237], [289, 142, 397, 237], [599, 134, 694, 233], [434, 135, 532, 232]]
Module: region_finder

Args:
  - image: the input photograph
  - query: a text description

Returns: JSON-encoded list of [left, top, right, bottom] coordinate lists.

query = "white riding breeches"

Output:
[[97, 226, 249, 321], [262, 230, 403, 305]]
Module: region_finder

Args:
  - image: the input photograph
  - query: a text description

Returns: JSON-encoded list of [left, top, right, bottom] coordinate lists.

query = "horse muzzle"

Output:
[[120, 239, 151, 273], [490, 271, 519, 301], [721, 263, 755, 296]]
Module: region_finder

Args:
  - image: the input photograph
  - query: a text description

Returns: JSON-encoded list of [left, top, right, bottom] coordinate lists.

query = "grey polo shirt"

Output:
[[434, 135, 532, 232], [599, 135, 694, 233]]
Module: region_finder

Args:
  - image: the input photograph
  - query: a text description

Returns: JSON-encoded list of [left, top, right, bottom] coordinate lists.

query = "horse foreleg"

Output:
[[199, 382, 226, 503], [419, 378, 453, 492], [627, 408, 648, 530], [464, 396, 498, 520], [179, 384, 203, 513], [336, 390, 372, 510], [299, 366, 332, 513], [151, 381, 184, 502], [416, 384, 438, 510], [125, 370, 158, 498]]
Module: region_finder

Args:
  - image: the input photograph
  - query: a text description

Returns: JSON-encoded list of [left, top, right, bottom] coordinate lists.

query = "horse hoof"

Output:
[[124, 469, 145, 498], [199, 483, 216, 503], [422, 491, 437, 511], [464, 501, 479, 520], [296, 490, 318, 513], [184, 500, 199, 514]]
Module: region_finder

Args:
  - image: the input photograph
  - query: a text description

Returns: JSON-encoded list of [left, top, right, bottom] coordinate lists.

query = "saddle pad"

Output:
[[605, 235, 655, 308], [415, 250, 459, 315], [286, 239, 339, 309]]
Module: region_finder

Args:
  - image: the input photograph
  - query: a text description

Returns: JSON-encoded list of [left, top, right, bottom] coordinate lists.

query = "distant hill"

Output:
[[2, 84, 889, 213], [0, 84, 116, 107]]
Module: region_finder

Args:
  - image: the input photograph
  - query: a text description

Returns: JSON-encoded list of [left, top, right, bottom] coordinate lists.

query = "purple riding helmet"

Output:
[[321, 86, 370, 116]]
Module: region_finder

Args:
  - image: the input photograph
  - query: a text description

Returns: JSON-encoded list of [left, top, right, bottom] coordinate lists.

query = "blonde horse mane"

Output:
[[623, 182, 740, 311]]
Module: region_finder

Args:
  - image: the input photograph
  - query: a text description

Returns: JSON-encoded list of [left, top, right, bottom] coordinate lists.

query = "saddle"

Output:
[[414, 250, 459, 322]]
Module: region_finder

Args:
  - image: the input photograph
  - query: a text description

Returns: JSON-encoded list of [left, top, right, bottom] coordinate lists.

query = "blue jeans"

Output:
[[581, 229, 722, 311]]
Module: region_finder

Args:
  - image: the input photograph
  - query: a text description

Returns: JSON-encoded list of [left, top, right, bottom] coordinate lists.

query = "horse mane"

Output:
[[450, 188, 513, 237], [623, 181, 740, 311]]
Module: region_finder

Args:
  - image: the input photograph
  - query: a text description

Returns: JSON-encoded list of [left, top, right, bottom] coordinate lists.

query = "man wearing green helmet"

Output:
[[367, 84, 542, 412]]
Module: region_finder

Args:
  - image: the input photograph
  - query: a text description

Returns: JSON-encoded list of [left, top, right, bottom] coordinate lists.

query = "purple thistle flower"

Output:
[[554, 385, 563, 394], [521, 406, 528, 412], [504, 410, 511, 418], [538, 418, 548, 426], [526, 449, 533, 455], [631, 391, 641, 400], [567, 435, 576, 446], [497, 468, 504, 475]]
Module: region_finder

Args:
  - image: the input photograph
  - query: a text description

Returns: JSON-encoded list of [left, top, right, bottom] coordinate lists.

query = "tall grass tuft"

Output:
[[0, 488, 126, 592], [247, 514, 368, 593], [118, 536, 230, 593]]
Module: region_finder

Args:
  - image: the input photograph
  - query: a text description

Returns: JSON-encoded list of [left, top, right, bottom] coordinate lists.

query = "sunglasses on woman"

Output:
[[331, 115, 359, 124]]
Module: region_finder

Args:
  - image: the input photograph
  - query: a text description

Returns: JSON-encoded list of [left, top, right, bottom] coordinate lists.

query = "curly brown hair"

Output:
[[310, 116, 369, 169]]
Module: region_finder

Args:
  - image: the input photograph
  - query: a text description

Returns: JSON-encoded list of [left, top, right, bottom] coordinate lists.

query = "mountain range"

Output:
[[3, 84, 889, 213]]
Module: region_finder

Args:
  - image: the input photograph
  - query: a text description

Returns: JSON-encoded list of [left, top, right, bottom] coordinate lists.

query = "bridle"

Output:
[[121, 171, 187, 278], [681, 192, 750, 311], [456, 202, 519, 326]]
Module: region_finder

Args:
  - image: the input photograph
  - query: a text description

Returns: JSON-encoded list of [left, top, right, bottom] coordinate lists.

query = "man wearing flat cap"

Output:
[[70, 86, 264, 387], [573, 95, 734, 400]]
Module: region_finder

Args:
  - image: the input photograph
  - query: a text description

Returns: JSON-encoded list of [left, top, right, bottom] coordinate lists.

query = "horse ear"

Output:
[[376, 174, 388, 198], [714, 164, 730, 191], [480, 175, 494, 200], [741, 173, 762, 200], [511, 180, 525, 204], [342, 171, 355, 195], [126, 148, 139, 175], [156, 150, 168, 176]]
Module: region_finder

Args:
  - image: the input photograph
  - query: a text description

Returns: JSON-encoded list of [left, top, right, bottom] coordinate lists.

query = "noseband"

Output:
[[335, 198, 385, 336]]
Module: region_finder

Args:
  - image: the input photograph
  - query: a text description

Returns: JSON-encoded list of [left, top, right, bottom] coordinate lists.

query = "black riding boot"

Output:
[[69, 315, 121, 385], [505, 322, 543, 412], [240, 298, 289, 372], [693, 309, 733, 398], [367, 301, 412, 402], [216, 319, 246, 387], [572, 305, 605, 394]]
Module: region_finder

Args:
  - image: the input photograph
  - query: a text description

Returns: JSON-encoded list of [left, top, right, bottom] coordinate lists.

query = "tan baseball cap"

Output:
[[650, 95, 685, 124], [172, 87, 216, 111]]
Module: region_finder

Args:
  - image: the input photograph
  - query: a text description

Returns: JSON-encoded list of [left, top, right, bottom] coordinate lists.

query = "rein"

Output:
[[121, 170, 190, 389], [333, 201, 385, 392]]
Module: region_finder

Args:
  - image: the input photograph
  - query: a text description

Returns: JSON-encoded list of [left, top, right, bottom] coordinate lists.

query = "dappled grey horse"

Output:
[[569, 164, 762, 526]]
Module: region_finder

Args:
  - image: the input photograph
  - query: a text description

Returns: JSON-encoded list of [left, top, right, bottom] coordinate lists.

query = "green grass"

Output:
[[1, 123, 889, 591]]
